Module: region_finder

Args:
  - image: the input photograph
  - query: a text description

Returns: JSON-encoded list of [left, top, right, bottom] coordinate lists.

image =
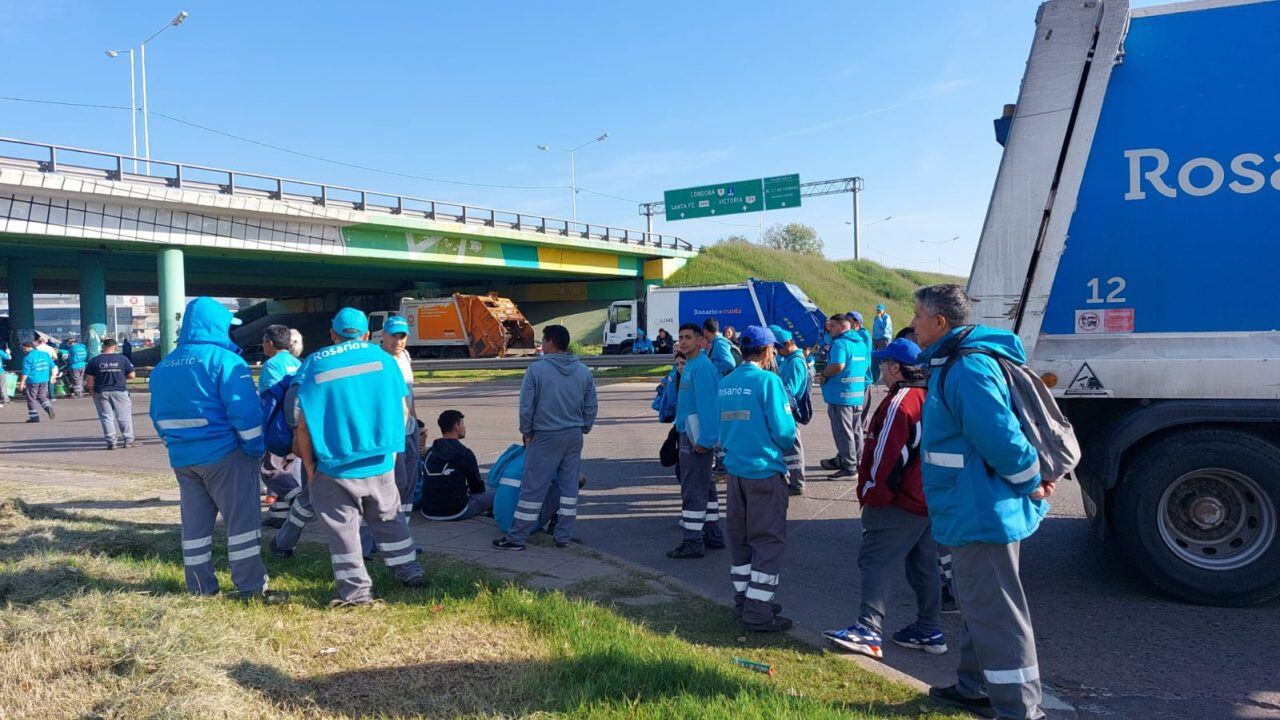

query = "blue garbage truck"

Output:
[[972, 0, 1280, 605], [602, 279, 827, 355]]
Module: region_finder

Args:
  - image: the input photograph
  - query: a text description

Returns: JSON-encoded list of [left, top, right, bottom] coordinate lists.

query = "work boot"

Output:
[[269, 542, 294, 559], [492, 538, 525, 551], [703, 537, 725, 550], [826, 468, 855, 480], [928, 686, 996, 719], [744, 615, 794, 633], [820, 457, 839, 470], [665, 541, 705, 559], [402, 576, 428, 589], [105, 441, 117, 451]]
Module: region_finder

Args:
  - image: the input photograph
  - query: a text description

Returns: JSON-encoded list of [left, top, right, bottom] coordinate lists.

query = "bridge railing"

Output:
[[0, 137, 692, 251]]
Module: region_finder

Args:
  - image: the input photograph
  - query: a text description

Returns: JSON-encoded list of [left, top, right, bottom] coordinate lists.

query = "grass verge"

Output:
[[0, 477, 962, 720]]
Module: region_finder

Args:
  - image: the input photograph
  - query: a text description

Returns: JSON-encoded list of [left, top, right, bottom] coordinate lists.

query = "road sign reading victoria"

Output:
[[664, 174, 801, 221]]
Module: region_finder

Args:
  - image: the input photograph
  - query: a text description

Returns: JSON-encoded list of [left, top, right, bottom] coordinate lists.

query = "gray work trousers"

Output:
[[1, 372, 9, 404], [506, 428, 583, 546], [394, 428, 421, 518], [856, 505, 941, 634], [67, 368, 85, 396], [677, 432, 724, 548], [951, 541, 1044, 720], [24, 382, 52, 419], [174, 450, 269, 595], [270, 471, 376, 557], [827, 403, 863, 471], [423, 490, 495, 521], [310, 469, 424, 603], [260, 454, 302, 524], [784, 433, 805, 491], [93, 390, 134, 443], [726, 473, 789, 625]]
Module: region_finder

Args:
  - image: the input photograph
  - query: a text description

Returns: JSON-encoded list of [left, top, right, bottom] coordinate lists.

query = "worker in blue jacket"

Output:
[[294, 308, 426, 605], [668, 322, 725, 559], [149, 297, 280, 601], [912, 284, 1050, 720], [18, 341, 56, 422], [258, 324, 304, 528], [718, 325, 797, 633], [819, 314, 869, 479], [703, 318, 737, 377], [849, 310, 879, 385], [770, 325, 810, 495], [631, 329, 655, 354], [0, 344, 10, 406], [872, 304, 893, 349], [66, 340, 88, 397]]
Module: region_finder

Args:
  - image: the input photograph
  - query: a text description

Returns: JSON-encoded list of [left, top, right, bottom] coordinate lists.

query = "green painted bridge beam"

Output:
[[78, 251, 108, 345], [4, 257, 34, 370]]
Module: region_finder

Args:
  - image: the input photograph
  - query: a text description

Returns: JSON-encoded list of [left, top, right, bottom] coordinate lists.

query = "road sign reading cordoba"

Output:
[[664, 179, 764, 221], [664, 174, 800, 221]]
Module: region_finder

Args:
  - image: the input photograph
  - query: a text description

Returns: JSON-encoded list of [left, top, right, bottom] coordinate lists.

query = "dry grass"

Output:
[[0, 475, 963, 720]]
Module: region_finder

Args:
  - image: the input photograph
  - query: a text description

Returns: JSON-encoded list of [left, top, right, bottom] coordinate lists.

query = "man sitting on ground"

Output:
[[420, 410, 494, 521]]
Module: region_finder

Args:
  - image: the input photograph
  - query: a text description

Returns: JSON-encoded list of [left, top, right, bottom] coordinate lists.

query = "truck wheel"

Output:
[[444, 347, 469, 359], [1114, 428, 1280, 606]]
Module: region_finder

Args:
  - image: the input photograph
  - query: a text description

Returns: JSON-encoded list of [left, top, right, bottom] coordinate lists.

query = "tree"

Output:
[[714, 234, 751, 247], [760, 223, 823, 256]]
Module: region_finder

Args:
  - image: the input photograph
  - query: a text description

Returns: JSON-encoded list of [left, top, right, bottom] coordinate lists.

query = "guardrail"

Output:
[[409, 354, 671, 372], [0, 137, 692, 251]]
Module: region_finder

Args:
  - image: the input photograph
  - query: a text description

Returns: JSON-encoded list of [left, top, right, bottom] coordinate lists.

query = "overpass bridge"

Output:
[[0, 138, 693, 353]]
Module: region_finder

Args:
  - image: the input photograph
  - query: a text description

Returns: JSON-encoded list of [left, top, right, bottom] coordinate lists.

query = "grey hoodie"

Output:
[[519, 353, 598, 435]]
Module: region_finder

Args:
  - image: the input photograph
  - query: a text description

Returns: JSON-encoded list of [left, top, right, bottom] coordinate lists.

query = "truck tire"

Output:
[[1114, 428, 1280, 606], [444, 347, 469, 359]]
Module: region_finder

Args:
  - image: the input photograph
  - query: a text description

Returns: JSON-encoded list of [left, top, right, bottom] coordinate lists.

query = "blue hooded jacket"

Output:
[[718, 361, 797, 479], [631, 329, 655, 354], [918, 325, 1047, 547], [652, 364, 680, 422], [149, 297, 264, 468], [69, 343, 88, 369], [820, 331, 869, 407]]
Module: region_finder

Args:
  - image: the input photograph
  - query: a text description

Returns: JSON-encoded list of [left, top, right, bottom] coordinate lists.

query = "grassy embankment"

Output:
[[0, 473, 963, 719]]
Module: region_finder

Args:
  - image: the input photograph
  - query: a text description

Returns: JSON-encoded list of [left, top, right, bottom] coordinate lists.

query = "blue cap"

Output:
[[848, 310, 864, 325], [383, 314, 409, 336], [872, 338, 922, 366], [739, 325, 777, 350], [767, 324, 793, 345], [876, 304, 886, 311], [331, 307, 369, 340]]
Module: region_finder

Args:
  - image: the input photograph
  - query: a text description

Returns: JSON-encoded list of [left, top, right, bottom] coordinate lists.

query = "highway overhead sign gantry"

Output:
[[662, 174, 802, 221]]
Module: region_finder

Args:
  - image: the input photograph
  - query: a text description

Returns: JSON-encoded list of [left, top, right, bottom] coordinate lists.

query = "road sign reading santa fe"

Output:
[[664, 174, 801, 221]]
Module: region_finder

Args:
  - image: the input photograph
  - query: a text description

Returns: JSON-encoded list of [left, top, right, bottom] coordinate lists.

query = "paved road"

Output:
[[2, 382, 1278, 719]]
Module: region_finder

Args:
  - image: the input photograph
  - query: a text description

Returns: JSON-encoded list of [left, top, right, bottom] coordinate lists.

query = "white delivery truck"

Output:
[[602, 279, 828, 355], [975, 0, 1280, 605]]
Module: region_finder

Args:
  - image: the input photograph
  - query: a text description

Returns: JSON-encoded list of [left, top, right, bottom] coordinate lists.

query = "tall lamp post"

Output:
[[538, 132, 608, 223], [137, 10, 189, 173], [104, 49, 137, 172]]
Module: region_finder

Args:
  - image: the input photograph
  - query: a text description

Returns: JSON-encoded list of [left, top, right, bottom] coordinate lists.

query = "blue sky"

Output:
[[0, 1, 1161, 274]]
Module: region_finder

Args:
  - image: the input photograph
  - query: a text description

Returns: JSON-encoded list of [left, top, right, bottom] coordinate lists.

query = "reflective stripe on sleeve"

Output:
[[499, 477, 521, 488], [238, 426, 263, 441], [1004, 464, 1039, 484]]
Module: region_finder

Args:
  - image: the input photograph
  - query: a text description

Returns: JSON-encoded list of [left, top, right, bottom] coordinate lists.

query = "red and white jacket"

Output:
[[857, 382, 928, 516]]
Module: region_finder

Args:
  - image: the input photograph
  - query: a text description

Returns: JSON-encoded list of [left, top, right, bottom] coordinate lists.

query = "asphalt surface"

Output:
[[2, 382, 1278, 719]]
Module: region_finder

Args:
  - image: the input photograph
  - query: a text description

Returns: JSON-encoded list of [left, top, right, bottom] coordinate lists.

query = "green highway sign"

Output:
[[763, 174, 802, 209], [664, 179, 764, 221], [663, 174, 800, 221]]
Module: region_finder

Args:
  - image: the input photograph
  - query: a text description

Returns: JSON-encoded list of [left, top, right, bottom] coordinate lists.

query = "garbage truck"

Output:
[[972, 0, 1280, 605], [602, 279, 827, 354], [370, 293, 536, 359]]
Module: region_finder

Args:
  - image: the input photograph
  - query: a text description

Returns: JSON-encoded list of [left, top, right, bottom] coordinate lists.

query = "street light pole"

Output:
[[538, 132, 608, 224], [104, 49, 137, 172], [851, 177, 863, 260], [136, 11, 189, 174]]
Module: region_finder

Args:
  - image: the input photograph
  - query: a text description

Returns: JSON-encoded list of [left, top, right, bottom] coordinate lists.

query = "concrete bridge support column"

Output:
[[5, 257, 35, 371], [157, 247, 186, 358], [78, 251, 108, 355]]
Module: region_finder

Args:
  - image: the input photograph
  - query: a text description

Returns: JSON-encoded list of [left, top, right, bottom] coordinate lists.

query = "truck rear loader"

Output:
[[370, 293, 535, 359], [975, 0, 1280, 605]]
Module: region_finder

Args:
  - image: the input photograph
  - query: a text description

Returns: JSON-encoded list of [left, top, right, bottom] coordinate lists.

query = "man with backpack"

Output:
[[824, 338, 945, 660], [911, 283, 1053, 720], [703, 318, 738, 377], [258, 324, 303, 528], [770, 325, 810, 495]]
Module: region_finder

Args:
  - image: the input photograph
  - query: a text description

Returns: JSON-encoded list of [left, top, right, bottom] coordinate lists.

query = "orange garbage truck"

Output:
[[369, 293, 536, 359]]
